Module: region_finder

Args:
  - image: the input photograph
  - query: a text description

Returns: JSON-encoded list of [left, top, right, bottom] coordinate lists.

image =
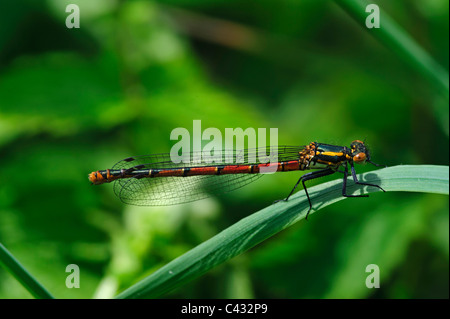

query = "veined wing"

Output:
[[112, 145, 304, 206], [112, 145, 304, 170]]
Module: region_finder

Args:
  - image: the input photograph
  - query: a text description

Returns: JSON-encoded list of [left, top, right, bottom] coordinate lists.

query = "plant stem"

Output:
[[336, 0, 449, 99], [0, 243, 54, 299]]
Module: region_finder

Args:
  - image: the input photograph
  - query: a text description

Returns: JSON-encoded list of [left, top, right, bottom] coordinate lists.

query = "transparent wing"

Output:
[[112, 145, 304, 170], [111, 145, 304, 206], [115, 174, 263, 206]]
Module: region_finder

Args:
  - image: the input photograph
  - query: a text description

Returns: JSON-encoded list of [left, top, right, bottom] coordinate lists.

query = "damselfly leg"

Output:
[[275, 168, 336, 220], [342, 162, 385, 197]]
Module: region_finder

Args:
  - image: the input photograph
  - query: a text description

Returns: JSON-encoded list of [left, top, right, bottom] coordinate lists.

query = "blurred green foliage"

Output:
[[0, 0, 448, 298]]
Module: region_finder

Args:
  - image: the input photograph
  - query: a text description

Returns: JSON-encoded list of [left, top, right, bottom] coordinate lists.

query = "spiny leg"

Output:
[[367, 159, 387, 168], [350, 161, 385, 192], [342, 162, 386, 197], [342, 162, 368, 198], [275, 168, 336, 220]]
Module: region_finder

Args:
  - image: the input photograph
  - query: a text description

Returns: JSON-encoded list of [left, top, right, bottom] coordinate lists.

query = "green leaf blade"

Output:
[[0, 243, 55, 299], [115, 165, 449, 299]]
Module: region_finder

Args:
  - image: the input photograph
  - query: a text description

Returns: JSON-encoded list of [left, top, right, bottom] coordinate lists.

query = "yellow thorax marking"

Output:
[[316, 151, 344, 156]]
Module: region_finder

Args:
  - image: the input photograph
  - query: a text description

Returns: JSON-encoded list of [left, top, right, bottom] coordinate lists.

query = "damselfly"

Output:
[[89, 140, 385, 219]]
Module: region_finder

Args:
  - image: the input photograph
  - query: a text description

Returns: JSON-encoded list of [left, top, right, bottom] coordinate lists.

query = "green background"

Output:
[[0, 0, 448, 298]]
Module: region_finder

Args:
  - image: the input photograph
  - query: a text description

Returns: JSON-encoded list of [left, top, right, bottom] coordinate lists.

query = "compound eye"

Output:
[[353, 152, 367, 163]]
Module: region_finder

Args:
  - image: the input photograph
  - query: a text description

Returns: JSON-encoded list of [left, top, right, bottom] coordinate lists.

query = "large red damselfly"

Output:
[[89, 140, 385, 219]]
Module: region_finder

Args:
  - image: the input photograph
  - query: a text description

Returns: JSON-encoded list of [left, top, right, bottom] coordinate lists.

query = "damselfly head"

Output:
[[350, 140, 369, 164]]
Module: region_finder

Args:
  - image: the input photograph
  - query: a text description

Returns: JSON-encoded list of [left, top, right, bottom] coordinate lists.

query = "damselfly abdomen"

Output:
[[89, 140, 385, 219]]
